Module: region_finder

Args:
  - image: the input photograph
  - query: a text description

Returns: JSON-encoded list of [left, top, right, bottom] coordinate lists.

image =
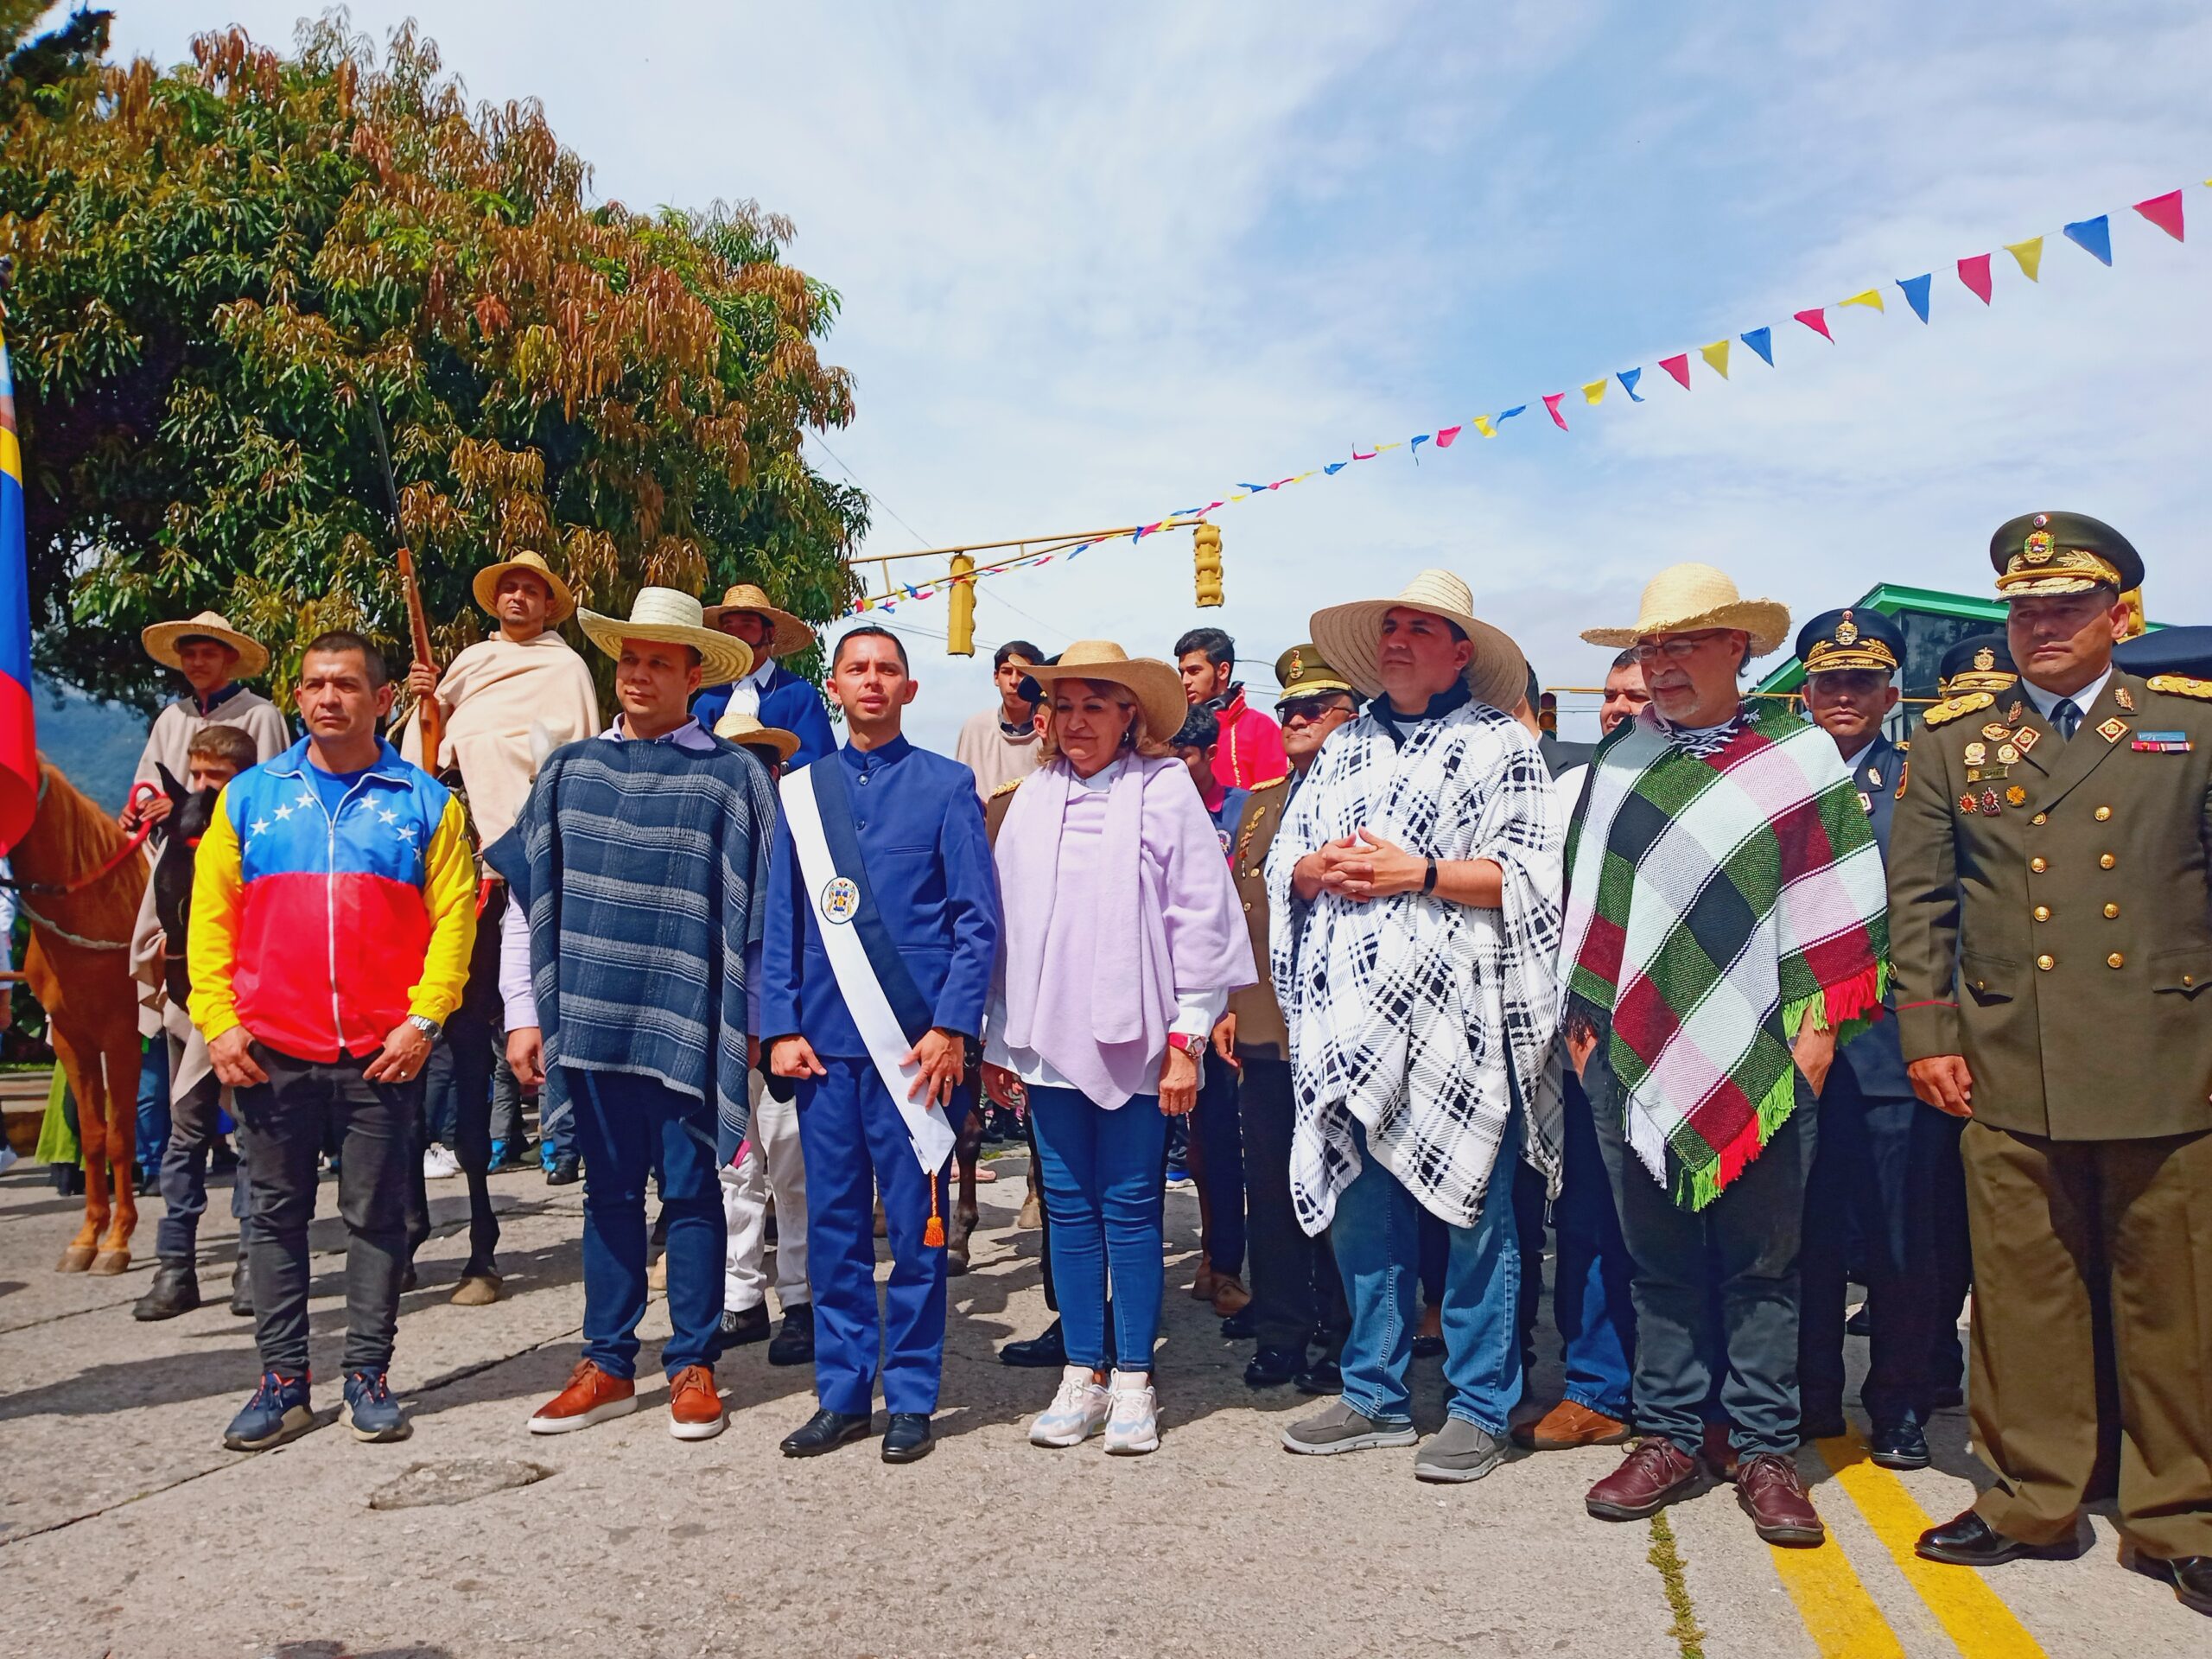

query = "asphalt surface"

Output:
[[3, 1147, 2205, 1658]]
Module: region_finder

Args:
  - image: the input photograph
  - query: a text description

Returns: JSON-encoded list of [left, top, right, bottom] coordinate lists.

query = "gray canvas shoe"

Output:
[[1414, 1417, 1506, 1483], [1281, 1399, 1420, 1455]]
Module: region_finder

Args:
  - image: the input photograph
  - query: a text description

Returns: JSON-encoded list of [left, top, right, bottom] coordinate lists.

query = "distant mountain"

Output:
[[31, 678, 149, 814]]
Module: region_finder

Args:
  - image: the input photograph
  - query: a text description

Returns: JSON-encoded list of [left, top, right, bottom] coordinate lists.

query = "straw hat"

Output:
[[1579, 563, 1790, 658], [1025, 640, 1187, 745], [701, 582, 813, 660], [576, 587, 754, 687], [472, 550, 576, 624], [1310, 569, 1529, 712], [713, 709, 801, 764], [141, 611, 270, 679]]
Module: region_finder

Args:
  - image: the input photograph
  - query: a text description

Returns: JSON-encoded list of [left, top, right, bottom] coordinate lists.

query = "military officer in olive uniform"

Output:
[[1216, 645, 1360, 1392], [1937, 634, 2018, 701], [1889, 512, 2212, 1617]]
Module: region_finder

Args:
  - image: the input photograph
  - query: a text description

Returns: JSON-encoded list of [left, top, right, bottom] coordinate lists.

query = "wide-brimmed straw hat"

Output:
[[1025, 640, 1187, 745], [1580, 563, 1790, 658], [712, 709, 800, 764], [701, 582, 813, 660], [576, 587, 754, 687], [141, 611, 270, 679], [1310, 569, 1529, 712], [473, 550, 577, 624]]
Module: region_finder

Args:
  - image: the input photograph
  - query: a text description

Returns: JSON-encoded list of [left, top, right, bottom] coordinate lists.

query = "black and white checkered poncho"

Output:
[[1263, 701, 1566, 1233]]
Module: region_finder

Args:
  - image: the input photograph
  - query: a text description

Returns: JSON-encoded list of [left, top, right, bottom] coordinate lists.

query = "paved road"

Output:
[[2, 1151, 2202, 1658]]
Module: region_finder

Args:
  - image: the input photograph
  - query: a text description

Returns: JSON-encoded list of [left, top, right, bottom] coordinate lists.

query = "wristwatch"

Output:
[[1166, 1032, 1203, 1057], [407, 1014, 442, 1041]]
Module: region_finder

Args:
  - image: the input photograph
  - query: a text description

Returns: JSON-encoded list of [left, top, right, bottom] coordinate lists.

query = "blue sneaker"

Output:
[[341, 1370, 411, 1442], [223, 1370, 315, 1451], [1164, 1160, 1195, 1192]]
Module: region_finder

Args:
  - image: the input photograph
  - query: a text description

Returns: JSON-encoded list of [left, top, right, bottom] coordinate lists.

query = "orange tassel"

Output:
[[924, 1179, 944, 1249]]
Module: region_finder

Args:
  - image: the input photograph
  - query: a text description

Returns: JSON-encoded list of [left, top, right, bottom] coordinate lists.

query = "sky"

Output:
[[90, 1, 2212, 748]]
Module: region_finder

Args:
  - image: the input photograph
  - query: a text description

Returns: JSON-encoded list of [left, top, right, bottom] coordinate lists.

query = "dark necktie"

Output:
[[2050, 697, 2082, 741]]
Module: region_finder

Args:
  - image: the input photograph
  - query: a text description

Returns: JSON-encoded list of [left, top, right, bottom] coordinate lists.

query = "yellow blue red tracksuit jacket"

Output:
[[188, 736, 477, 1062]]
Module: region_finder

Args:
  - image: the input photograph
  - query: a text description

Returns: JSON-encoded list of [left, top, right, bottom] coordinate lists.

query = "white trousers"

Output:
[[720, 1074, 810, 1313]]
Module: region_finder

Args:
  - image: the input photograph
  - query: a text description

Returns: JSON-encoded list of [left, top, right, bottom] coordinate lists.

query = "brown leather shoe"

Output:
[[1738, 1452, 1824, 1546], [526, 1359, 638, 1435], [666, 1364, 726, 1441], [1210, 1274, 1252, 1316], [1189, 1263, 1220, 1302], [1586, 1438, 1703, 1520], [1514, 1400, 1633, 1450]]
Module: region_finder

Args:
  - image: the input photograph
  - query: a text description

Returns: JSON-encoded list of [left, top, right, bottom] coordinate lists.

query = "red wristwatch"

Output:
[[1166, 1033, 1203, 1057]]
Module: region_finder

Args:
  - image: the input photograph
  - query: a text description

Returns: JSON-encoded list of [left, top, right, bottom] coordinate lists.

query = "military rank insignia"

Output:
[[1981, 723, 2010, 741], [2098, 717, 2129, 744], [1958, 792, 1979, 815], [2115, 685, 2136, 711], [1980, 788, 2003, 816], [2015, 726, 2040, 753], [2005, 785, 2027, 806]]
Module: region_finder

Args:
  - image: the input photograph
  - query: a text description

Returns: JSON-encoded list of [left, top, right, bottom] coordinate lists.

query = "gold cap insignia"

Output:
[[1834, 614, 1859, 646], [1974, 646, 1995, 671], [2024, 529, 2056, 564], [1287, 650, 1302, 678]]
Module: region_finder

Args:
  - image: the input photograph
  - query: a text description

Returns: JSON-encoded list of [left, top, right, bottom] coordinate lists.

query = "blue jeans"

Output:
[[567, 1068, 725, 1380], [1553, 1073, 1636, 1419], [135, 1039, 169, 1176], [1330, 1119, 1522, 1434], [1030, 1085, 1170, 1373]]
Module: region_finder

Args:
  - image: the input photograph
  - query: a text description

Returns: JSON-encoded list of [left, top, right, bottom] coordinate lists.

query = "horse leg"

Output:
[[947, 1109, 985, 1276], [52, 1029, 103, 1272], [94, 1032, 142, 1271]]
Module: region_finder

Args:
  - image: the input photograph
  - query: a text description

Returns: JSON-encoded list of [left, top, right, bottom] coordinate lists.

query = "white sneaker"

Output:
[[422, 1144, 461, 1180], [1104, 1370, 1160, 1455], [0, 1143, 19, 1176], [1029, 1364, 1110, 1447]]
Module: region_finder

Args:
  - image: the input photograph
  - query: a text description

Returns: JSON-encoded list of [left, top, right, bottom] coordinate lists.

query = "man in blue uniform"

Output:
[[763, 626, 1000, 1465], [692, 582, 837, 767], [1792, 607, 1965, 1471]]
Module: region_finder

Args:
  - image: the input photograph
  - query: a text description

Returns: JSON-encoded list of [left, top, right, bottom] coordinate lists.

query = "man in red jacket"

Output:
[[1176, 627, 1287, 791]]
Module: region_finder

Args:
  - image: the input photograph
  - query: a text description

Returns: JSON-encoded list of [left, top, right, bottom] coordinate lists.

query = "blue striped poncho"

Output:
[[487, 731, 777, 1160]]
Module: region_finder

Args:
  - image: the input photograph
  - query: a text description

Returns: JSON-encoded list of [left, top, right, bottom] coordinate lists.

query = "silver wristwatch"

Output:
[[407, 1014, 442, 1041]]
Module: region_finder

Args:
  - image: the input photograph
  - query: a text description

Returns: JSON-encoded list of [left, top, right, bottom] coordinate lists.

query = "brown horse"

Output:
[[13, 757, 149, 1274]]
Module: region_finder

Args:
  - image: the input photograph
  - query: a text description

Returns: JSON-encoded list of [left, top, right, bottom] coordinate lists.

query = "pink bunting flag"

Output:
[[1542, 392, 1569, 429], [2134, 190, 2185, 242], [1435, 425, 1461, 448], [1793, 308, 1833, 341], [1352, 448, 1376, 461], [1957, 253, 1993, 303], [1658, 353, 1692, 389]]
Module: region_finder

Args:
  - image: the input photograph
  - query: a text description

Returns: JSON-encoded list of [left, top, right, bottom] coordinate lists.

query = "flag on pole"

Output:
[[0, 325, 37, 851]]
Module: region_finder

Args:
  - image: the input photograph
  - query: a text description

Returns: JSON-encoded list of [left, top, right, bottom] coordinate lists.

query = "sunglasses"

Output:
[[1279, 696, 1352, 722]]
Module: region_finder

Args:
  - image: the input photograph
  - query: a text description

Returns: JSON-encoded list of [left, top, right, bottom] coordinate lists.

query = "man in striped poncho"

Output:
[[1559, 565, 1890, 1549]]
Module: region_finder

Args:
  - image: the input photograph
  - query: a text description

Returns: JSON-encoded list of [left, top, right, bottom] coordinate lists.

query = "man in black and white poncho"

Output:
[[1266, 569, 1565, 1485]]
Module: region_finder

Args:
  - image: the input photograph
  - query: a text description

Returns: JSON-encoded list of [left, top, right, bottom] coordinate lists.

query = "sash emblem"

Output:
[[821, 875, 861, 925]]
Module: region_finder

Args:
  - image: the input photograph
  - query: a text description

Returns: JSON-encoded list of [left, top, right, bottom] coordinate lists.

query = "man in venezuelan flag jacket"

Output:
[[189, 632, 476, 1452]]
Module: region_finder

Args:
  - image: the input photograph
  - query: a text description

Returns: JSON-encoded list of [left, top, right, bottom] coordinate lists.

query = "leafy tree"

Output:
[[0, 7, 864, 709]]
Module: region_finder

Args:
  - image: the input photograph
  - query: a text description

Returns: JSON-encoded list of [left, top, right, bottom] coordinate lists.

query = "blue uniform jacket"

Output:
[[1838, 731, 1910, 1098], [760, 734, 1001, 1058], [693, 664, 838, 770]]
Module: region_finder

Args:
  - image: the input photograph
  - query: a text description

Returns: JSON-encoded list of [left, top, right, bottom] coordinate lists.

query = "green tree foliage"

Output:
[[0, 8, 865, 708]]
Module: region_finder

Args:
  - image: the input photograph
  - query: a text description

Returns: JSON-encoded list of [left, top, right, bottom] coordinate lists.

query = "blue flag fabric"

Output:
[[1897, 274, 1933, 322], [2063, 215, 2113, 265], [1740, 327, 1775, 365], [1618, 368, 1644, 402]]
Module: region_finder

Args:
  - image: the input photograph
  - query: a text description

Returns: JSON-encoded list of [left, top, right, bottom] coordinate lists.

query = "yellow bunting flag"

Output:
[[1839, 289, 1885, 312], [1372, 442, 1402, 454], [2005, 237, 2044, 281], [1473, 415, 1497, 437], [1700, 340, 1731, 378], [1581, 378, 1607, 405]]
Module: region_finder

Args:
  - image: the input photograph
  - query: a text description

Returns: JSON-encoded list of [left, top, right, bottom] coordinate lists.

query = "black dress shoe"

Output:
[[399, 1262, 419, 1294], [1916, 1510, 2085, 1567], [881, 1412, 933, 1464], [1867, 1420, 1930, 1470], [1845, 1306, 1872, 1338], [1244, 1345, 1303, 1388], [229, 1258, 254, 1317], [779, 1408, 872, 1457], [1000, 1319, 1068, 1369], [1411, 1334, 1445, 1360], [1219, 1303, 1256, 1340], [2126, 1551, 2212, 1618], [1798, 1404, 1849, 1442], [1294, 1357, 1344, 1395], [546, 1156, 581, 1186], [132, 1261, 200, 1322], [719, 1303, 771, 1344], [767, 1303, 816, 1367]]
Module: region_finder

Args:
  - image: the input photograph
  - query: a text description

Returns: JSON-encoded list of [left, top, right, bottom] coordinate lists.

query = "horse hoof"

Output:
[[56, 1246, 97, 1273], [946, 1251, 971, 1277], [90, 1249, 131, 1276]]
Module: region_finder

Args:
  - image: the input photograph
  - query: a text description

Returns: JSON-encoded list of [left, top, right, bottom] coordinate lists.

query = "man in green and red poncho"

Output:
[[1554, 563, 1891, 1549]]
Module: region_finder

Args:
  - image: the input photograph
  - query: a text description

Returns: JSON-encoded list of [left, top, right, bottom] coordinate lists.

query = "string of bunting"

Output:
[[849, 181, 2202, 618]]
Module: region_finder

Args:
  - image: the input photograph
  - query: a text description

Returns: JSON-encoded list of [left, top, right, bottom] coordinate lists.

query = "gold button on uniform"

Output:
[[2033, 906, 2051, 922], [2105, 903, 2120, 919], [2101, 854, 2117, 869], [2095, 805, 2112, 822], [2031, 812, 2048, 825], [2037, 954, 2056, 971], [2031, 856, 2048, 873], [2108, 953, 2126, 969]]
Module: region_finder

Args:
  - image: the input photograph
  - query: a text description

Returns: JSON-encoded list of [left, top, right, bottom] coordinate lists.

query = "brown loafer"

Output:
[[1514, 1400, 1633, 1450], [1189, 1264, 1219, 1302], [527, 1359, 637, 1435], [1210, 1274, 1252, 1317], [1586, 1438, 1702, 1521], [1738, 1452, 1824, 1546]]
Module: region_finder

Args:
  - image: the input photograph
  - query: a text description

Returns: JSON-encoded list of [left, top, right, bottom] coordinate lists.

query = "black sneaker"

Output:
[[767, 1303, 816, 1367], [719, 1303, 771, 1344]]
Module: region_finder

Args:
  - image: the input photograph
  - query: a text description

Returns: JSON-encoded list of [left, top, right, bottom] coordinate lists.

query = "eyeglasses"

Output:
[[1279, 696, 1352, 723], [1630, 631, 1732, 664]]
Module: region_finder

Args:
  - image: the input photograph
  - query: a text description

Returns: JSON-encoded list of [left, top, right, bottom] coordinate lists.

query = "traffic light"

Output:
[[947, 553, 976, 656], [1192, 522, 1224, 608]]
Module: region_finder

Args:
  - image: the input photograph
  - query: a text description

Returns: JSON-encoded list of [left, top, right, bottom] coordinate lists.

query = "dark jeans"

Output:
[[1799, 1054, 1968, 1427], [404, 1009, 502, 1274], [491, 1051, 525, 1150], [1192, 1055, 1246, 1276], [135, 1039, 169, 1177], [1239, 1058, 1349, 1355], [235, 1044, 419, 1376], [1552, 1071, 1637, 1419], [1590, 1046, 1818, 1459], [568, 1067, 724, 1380], [155, 1066, 247, 1262]]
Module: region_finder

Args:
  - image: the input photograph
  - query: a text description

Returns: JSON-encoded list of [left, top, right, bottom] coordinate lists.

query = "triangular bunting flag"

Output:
[[1839, 289, 1885, 312], [1497, 405, 1527, 422], [1658, 353, 1692, 389], [2005, 237, 2044, 281], [2133, 190, 2185, 241], [1370, 444, 1402, 455], [1699, 340, 1730, 378], [1957, 252, 1993, 303], [1435, 425, 1461, 448], [1351, 449, 1376, 461], [1794, 307, 1833, 340], [1581, 378, 1607, 405], [1897, 272, 1932, 322], [1409, 435, 1430, 454], [2063, 215, 2112, 265], [1322, 462, 1347, 474], [1542, 392, 1569, 429], [1238, 482, 1267, 492], [1618, 368, 1644, 402], [1473, 416, 1497, 437], [1740, 327, 1774, 365]]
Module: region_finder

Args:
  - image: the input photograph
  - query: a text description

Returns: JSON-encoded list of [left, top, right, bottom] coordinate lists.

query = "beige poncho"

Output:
[[400, 631, 601, 844]]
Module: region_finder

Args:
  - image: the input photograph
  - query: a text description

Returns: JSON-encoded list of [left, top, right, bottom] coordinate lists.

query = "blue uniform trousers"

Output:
[[798, 1055, 957, 1416]]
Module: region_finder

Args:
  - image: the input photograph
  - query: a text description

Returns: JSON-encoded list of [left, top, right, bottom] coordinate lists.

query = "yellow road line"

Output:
[[1816, 1432, 2050, 1659], [1764, 1497, 1910, 1658]]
